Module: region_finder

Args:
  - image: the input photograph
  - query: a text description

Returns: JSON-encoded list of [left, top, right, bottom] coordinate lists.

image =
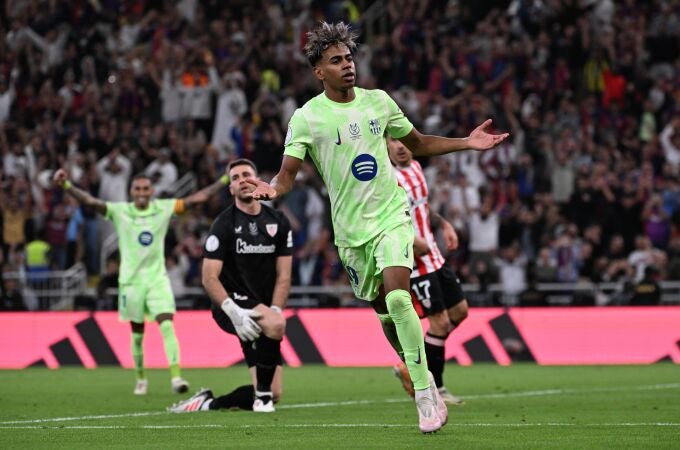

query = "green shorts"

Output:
[[338, 221, 414, 301], [118, 275, 175, 323]]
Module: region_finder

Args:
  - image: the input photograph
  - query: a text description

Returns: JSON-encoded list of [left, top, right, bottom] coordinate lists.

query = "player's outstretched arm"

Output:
[[399, 119, 509, 157], [52, 168, 107, 215], [246, 155, 302, 201], [181, 170, 230, 208]]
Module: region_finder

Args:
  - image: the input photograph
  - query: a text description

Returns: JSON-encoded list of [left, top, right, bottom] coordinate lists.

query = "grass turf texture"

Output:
[[0, 365, 678, 449]]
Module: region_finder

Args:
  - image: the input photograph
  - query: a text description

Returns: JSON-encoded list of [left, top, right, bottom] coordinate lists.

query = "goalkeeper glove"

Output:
[[221, 297, 262, 341]]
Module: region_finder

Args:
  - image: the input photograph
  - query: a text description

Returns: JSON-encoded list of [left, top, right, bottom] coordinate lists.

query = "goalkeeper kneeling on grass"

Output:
[[168, 159, 292, 413]]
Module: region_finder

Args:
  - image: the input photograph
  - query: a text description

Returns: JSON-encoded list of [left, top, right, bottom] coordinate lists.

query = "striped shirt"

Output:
[[393, 160, 445, 277]]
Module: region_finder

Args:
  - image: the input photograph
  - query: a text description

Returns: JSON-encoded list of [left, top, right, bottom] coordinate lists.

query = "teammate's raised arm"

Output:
[[246, 155, 302, 200], [52, 168, 107, 215], [181, 169, 230, 209]]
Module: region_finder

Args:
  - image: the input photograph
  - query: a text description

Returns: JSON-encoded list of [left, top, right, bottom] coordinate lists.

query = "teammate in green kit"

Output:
[[247, 21, 509, 434], [52, 168, 231, 395]]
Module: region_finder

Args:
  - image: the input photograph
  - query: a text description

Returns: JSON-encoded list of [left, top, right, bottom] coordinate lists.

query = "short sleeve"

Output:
[[382, 90, 414, 139], [156, 198, 177, 217], [276, 213, 294, 257], [203, 215, 230, 261], [104, 202, 121, 222], [283, 109, 313, 161]]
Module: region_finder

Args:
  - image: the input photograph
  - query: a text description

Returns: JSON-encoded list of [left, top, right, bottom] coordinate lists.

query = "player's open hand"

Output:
[[467, 119, 509, 151], [245, 178, 278, 201], [52, 168, 68, 187]]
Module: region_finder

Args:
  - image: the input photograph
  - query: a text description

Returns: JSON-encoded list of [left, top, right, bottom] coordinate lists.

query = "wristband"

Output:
[[270, 305, 282, 314], [63, 180, 72, 190], [219, 174, 230, 185]]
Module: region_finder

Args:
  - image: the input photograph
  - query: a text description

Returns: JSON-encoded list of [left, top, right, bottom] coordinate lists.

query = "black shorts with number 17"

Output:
[[410, 265, 465, 318]]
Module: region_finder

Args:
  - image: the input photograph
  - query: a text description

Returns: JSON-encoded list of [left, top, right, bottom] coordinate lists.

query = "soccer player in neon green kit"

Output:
[[52, 167, 231, 395], [247, 21, 509, 433]]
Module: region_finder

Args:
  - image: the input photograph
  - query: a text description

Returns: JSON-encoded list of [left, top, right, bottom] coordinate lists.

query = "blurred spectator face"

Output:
[[576, 176, 590, 191], [53, 204, 66, 220], [581, 242, 593, 260], [622, 193, 636, 208], [610, 235, 625, 254], [635, 235, 651, 250], [480, 196, 494, 217], [538, 247, 552, 265]]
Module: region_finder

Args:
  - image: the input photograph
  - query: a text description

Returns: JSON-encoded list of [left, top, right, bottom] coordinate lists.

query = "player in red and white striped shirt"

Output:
[[389, 137, 469, 405]]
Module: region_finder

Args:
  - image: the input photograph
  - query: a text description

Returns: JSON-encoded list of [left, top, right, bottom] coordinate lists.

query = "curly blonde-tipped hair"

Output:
[[304, 21, 358, 67]]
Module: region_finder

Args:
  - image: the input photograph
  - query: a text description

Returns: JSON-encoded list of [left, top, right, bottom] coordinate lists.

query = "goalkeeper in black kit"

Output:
[[168, 159, 293, 413]]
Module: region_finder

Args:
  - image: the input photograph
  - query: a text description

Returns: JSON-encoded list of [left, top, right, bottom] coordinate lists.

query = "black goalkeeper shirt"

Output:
[[203, 203, 292, 309]]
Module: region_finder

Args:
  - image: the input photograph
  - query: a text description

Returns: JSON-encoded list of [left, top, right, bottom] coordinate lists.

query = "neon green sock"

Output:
[[377, 313, 404, 361], [385, 289, 428, 390], [159, 320, 181, 378], [131, 331, 145, 380]]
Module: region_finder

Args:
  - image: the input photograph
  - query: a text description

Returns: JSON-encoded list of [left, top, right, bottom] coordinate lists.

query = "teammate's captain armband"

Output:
[[174, 199, 185, 215]]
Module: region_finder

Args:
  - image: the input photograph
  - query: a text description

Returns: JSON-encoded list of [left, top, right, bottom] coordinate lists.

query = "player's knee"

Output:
[[385, 289, 411, 311], [428, 310, 450, 335], [265, 314, 286, 340], [448, 300, 469, 327]]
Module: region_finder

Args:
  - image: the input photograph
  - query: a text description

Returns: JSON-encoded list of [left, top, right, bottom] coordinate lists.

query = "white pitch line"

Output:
[[1, 423, 679, 430], [278, 383, 680, 409], [2, 383, 678, 425], [0, 412, 167, 425]]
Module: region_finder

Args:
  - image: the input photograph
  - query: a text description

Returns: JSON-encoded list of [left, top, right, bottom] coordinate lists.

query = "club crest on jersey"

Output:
[[138, 231, 153, 246], [249, 222, 258, 236], [351, 154, 378, 181], [368, 119, 381, 135], [266, 223, 278, 237]]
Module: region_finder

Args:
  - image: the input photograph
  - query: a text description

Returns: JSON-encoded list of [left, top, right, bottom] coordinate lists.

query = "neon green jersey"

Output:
[[105, 199, 176, 284], [284, 88, 414, 247]]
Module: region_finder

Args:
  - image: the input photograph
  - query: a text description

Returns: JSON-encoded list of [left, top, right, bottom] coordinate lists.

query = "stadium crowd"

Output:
[[1, 0, 680, 310]]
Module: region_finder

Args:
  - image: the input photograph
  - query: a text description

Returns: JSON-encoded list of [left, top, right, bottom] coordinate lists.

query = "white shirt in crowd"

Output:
[[180, 66, 219, 120], [145, 158, 178, 196], [96, 154, 131, 202], [496, 255, 528, 295], [211, 83, 247, 156], [468, 211, 499, 253], [660, 124, 680, 167]]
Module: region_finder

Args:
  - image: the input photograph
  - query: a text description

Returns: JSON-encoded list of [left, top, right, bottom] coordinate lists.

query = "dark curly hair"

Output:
[[304, 21, 358, 67]]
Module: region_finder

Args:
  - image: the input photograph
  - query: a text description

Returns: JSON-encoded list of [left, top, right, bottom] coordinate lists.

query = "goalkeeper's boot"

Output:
[[415, 386, 443, 434], [133, 379, 148, 395], [438, 386, 464, 406], [392, 363, 415, 398], [253, 391, 275, 413], [429, 371, 448, 426], [168, 388, 214, 413], [171, 376, 190, 394]]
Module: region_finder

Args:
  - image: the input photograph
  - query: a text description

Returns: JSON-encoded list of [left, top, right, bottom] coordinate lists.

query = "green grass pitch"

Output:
[[0, 364, 678, 449]]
